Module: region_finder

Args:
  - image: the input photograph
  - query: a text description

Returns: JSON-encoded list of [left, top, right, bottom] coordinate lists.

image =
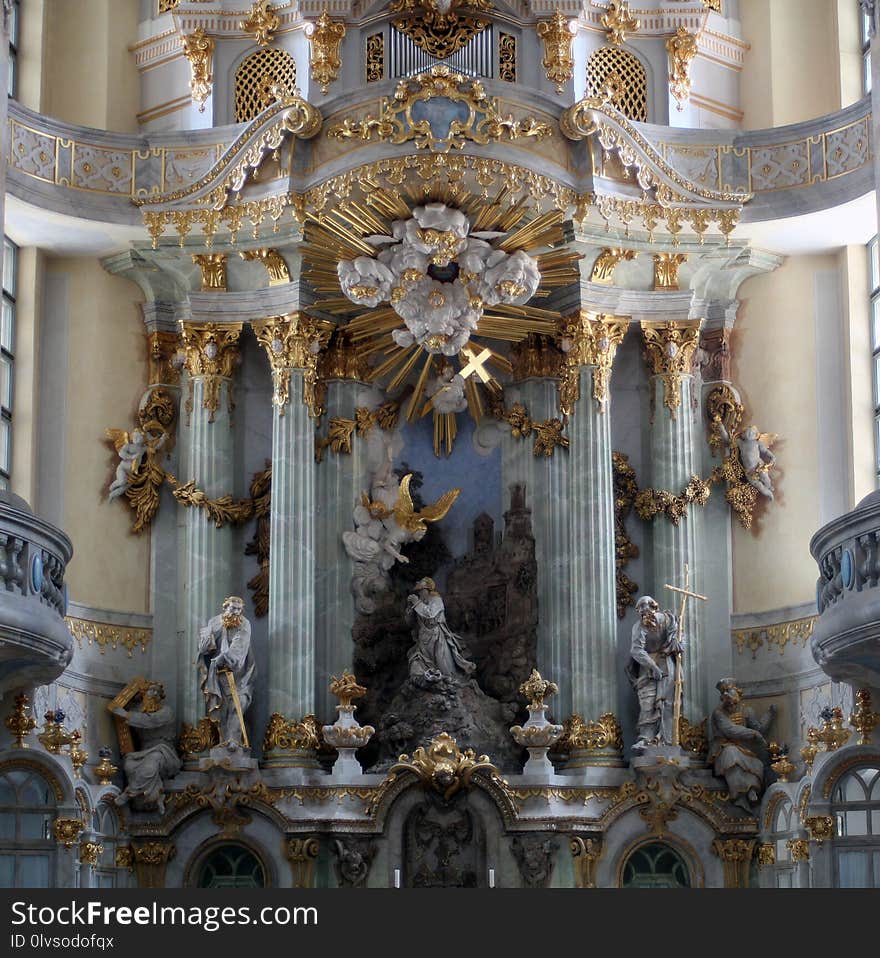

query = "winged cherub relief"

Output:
[[343, 451, 460, 614]]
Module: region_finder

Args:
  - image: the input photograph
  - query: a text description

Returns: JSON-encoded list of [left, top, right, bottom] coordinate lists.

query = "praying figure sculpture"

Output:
[[625, 595, 682, 753], [709, 678, 776, 811], [197, 595, 256, 749], [406, 577, 476, 686], [112, 683, 181, 815]]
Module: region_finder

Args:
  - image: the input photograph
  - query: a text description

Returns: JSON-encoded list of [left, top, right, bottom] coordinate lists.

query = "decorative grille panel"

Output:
[[234, 49, 297, 123], [586, 46, 648, 122]]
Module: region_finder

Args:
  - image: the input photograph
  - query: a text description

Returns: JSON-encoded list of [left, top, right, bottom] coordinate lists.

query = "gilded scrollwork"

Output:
[[390, 0, 493, 59], [591, 247, 637, 285], [263, 713, 322, 753], [327, 66, 552, 154], [634, 475, 712, 525], [240, 0, 280, 48], [562, 713, 624, 753], [498, 402, 570, 458], [386, 732, 506, 803]]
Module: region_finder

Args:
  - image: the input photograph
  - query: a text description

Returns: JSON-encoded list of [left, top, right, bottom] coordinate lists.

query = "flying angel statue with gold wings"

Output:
[[343, 457, 460, 613]]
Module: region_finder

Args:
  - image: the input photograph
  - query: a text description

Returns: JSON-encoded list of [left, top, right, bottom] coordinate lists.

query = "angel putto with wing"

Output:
[[343, 452, 459, 614]]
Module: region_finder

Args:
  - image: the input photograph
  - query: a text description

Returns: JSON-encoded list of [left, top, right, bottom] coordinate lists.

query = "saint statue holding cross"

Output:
[[626, 566, 707, 753]]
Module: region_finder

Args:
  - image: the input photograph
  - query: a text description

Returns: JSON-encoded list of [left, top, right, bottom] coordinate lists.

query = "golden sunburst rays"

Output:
[[301, 183, 582, 455]]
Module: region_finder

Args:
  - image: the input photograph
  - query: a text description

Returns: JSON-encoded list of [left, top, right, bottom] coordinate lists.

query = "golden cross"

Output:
[[663, 563, 707, 747], [458, 346, 493, 384]]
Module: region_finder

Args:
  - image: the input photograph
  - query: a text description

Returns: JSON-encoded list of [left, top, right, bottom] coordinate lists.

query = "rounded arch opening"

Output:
[[619, 840, 692, 888]]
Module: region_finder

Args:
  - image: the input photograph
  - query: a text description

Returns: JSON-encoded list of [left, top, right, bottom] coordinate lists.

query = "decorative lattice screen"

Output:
[[234, 49, 297, 123], [586, 46, 648, 122]]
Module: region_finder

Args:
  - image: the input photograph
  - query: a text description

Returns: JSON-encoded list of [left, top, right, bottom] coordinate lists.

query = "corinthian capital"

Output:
[[179, 322, 243, 422], [558, 311, 629, 414], [252, 314, 333, 416], [640, 319, 702, 417]]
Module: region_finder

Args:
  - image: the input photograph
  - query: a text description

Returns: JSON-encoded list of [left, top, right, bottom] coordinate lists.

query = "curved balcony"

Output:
[[810, 490, 880, 687], [6, 94, 874, 233], [0, 492, 74, 695]]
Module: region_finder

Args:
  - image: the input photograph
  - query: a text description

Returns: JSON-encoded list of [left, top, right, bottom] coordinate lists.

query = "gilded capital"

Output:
[[147, 331, 182, 386], [179, 322, 243, 422], [653, 252, 688, 290], [640, 319, 702, 417], [240, 248, 290, 286], [192, 253, 227, 291], [253, 315, 333, 416], [558, 312, 628, 414]]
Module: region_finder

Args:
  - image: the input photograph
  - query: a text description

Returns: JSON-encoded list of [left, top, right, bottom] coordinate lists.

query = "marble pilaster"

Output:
[[253, 315, 332, 760], [502, 339, 571, 717], [641, 319, 707, 723], [559, 313, 628, 737], [314, 341, 371, 722], [178, 322, 242, 728]]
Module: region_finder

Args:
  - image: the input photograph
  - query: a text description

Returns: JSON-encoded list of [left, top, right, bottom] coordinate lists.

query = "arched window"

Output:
[[586, 46, 648, 122], [197, 844, 266, 888], [766, 798, 800, 888], [831, 765, 880, 888], [0, 766, 57, 887], [622, 842, 690, 888], [88, 806, 131, 889], [234, 49, 297, 123]]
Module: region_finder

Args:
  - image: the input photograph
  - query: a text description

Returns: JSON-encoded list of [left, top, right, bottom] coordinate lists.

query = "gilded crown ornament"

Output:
[[37, 709, 76, 754], [518, 670, 558, 711], [389, 732, 504, 802], [768, 742, 795, 783], [94, 746, 118, 785], [536, 12, 576, 94], [329, 671, 367, 711], [5, 692, 36, 748], [850, 688, 879, 744], [601, 1, 640, 46], [53, 818, 84, 849], [241, 0, 280, 48], [181, 28, 214, 113], [667, 27, 698, 110], [305, 12, 345, 94], [67, 730, 88, 779]]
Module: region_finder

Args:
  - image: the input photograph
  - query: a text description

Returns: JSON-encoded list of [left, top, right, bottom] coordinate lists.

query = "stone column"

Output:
[[314, 334, 371, 723], [558, 312, 628, 762], [641, 319, 707, 723], [178, 322, 242, 728], [501, 336, 571, 716], [253, 314, 331, 765]]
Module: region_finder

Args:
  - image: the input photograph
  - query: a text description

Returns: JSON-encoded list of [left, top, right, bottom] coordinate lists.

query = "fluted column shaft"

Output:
[[642, 319, 707, 722], [315, 375, 370, 723], [254, 316, 331, 733], [501, 338, 571, 717], [179, 322, 242, 727], [560, 313, 628, 724]]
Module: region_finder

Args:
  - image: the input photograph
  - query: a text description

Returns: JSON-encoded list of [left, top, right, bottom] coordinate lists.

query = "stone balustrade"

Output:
[[0, 491, 74, 695], [810, 490, 880, 688]]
